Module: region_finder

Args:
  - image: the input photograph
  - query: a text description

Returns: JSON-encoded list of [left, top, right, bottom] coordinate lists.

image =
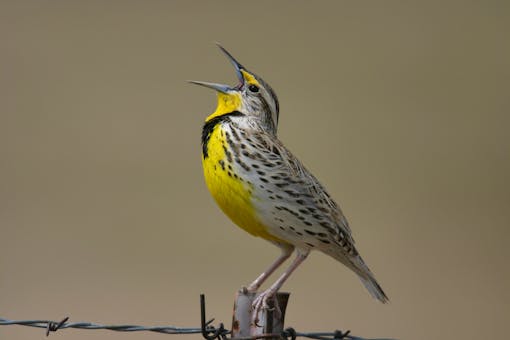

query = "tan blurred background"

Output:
[[1, 1, 509, 339]]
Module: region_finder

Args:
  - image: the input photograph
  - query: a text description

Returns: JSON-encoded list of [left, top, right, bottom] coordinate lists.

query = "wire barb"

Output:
[[283, 327, 297, 340], [200, 294, 230, 340], [334, 330, 350, 339], [46, 316, 69, 336]]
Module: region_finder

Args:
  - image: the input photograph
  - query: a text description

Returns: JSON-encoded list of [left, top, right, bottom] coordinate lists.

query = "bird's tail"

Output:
[[359, 272, 389, 303], [327, 248, 389, 303], [353, 256, 389, 303], [326, 249, 390, 303]]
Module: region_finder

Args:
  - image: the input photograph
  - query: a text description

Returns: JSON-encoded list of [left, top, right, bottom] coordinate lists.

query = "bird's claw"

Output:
[[251, 290, 281, 326]]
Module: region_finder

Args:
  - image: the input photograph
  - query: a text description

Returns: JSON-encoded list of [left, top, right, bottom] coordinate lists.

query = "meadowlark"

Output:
[[191, 45, 388, 314]]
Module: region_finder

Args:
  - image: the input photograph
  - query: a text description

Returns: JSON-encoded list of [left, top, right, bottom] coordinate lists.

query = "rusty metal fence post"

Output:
[[232, 290, 290, 339]]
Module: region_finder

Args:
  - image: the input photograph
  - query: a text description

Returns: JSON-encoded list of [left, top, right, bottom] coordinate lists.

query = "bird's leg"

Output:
[[246, 244, 294, 293], [252, 250, 309, 325]]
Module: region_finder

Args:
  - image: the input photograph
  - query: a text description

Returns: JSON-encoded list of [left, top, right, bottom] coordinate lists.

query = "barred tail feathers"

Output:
[[328, 250, 389, 303], [359, 272, 389, 303], [353, 256, 389, 303]]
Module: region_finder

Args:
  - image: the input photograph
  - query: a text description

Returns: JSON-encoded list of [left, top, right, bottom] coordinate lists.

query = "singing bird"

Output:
[[191, 45, 388, 314]]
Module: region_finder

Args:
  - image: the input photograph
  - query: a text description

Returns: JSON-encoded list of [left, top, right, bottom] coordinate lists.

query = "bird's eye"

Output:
[[248, 84, 259, 93]]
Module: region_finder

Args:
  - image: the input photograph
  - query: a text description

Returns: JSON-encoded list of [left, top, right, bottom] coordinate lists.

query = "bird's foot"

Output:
[[251, 288, 281, 326]]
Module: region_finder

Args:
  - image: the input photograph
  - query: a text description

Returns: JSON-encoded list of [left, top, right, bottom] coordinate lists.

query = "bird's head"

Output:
[[190, 44, 280, 134]]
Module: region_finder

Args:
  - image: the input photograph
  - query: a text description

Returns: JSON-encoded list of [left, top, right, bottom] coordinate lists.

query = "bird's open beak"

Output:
[[216, 43, 245, 86], [188, 80, 232, 94], [189, 44, 246, 92]]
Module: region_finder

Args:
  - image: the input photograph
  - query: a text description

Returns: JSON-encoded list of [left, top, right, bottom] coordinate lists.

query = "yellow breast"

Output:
[[202, 123, 281, 242]]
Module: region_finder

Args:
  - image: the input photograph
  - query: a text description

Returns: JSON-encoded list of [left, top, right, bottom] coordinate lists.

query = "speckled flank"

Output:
[[203, 114, 359, 257]]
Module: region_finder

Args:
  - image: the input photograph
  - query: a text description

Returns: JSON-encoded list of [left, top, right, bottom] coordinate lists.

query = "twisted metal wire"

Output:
[[0, 317, 204, 335], [0, 294, 395, 340]]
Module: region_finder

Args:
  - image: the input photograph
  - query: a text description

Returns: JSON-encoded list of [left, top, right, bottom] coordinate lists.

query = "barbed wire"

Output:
[[0, 317, 204, 336], [0, 294, 395, 340]]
